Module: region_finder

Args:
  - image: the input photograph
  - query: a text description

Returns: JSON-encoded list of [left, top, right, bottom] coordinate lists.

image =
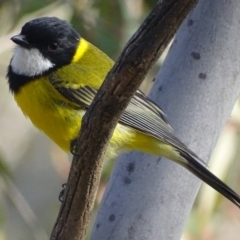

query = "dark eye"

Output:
[[48, 43, 59, 51]]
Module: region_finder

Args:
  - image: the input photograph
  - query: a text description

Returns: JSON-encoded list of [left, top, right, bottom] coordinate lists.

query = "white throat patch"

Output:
[[11, 46, 55, 77]]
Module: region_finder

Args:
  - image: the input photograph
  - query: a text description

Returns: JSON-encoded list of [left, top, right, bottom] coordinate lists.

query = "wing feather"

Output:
[[50, 81, 201, 161]]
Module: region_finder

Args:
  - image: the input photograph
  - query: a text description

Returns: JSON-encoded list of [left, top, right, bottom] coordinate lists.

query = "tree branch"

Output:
[[50, 0, 199, 239]]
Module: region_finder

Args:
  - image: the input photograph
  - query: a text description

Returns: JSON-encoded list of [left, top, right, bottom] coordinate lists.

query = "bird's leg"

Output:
[[59, 183, 67, 202], [70, 138, 80, 156], [60, 139, 80, 201]]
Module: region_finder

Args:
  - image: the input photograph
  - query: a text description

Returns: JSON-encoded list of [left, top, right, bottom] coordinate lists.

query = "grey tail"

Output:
[[179, 150, 240, 208]]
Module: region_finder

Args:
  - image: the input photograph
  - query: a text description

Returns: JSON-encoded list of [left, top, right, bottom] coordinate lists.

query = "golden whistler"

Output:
[[7, 17, 240, 207]]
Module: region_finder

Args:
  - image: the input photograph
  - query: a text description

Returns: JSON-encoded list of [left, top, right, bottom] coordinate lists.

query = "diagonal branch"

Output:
[[50, 0, 199, 239]]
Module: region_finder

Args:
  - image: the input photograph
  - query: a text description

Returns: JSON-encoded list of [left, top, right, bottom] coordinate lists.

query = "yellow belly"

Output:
[[13, 77, 134, 156], [14, 77, 82, 151], [14, 76, 173, 161]]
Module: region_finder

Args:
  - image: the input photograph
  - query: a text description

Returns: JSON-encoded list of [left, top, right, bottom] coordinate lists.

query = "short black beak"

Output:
[[11, 35, 29, 47]]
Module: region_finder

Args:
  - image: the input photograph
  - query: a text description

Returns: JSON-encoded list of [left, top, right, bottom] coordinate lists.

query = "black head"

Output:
[[11, 17, 80, 69], [7, 17, 80, 93]]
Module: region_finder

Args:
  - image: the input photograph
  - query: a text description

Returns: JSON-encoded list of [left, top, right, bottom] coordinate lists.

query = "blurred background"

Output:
[[0, 0, 240, 239]]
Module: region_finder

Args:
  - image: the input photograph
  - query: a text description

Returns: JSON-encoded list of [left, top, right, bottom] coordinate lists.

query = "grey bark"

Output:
[[90, 0, 240, 239]]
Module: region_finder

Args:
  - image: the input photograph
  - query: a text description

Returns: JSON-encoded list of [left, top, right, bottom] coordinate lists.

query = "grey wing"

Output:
[[121, 91, 182, 146], [121, 90, 205, 163], [50, 81, 201, 162]]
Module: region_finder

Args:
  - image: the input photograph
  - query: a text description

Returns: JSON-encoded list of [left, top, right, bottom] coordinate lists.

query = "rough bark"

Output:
[[91, 0, 240, 239]]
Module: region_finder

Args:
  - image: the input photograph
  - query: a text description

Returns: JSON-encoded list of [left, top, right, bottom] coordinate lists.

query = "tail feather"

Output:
[[179, 150, 240, 208]]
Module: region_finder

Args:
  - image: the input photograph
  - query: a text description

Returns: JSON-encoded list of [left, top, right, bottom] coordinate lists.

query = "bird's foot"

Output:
[[59, 183, 66, 202], [70, 139, 80, 156]]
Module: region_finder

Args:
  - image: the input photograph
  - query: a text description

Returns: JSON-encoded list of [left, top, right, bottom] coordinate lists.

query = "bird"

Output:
[[7, 16, 240, 208]]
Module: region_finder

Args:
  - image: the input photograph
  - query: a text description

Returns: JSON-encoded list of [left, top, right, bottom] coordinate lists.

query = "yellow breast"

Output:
[[14, 77, 84, 151]]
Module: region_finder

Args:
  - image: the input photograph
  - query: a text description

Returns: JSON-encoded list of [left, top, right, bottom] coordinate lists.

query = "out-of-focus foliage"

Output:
[[0, 0, 240, 240]]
